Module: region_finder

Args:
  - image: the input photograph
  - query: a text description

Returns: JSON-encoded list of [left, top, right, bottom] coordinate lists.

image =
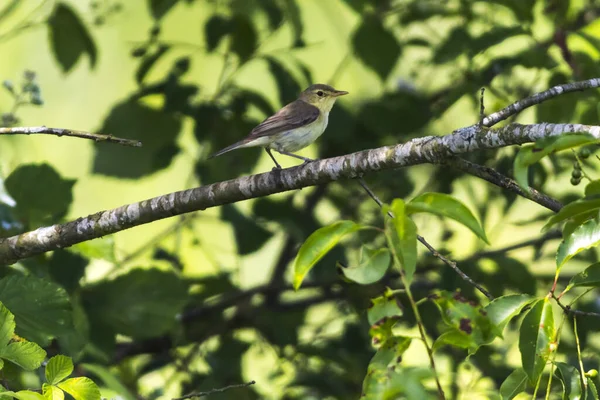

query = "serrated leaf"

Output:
[[80, 364, 136, 400], [293, 221, 363, 290], [82, 269, 187, 339], [352, 15, 400, 80], [554, 362, 582, 400], [46, 355, 73, 385], [10, 391, 46, 400], [5, 164, 75, 226], [587, 377, 599, 400], [514, 134, 598, 191], [339, 246, 390, 284], [1, 340, 46, 371], [500, 368, 529, 400], [0, 275, 72, 345], [48, 3, 97, 72], [484, 294, 535, 337], [384, 199, 418, 283], [519, 298, 555, 384], [407, 193, 488, 243], [57, 378, 100, 400], [557, 218, 600, 270]]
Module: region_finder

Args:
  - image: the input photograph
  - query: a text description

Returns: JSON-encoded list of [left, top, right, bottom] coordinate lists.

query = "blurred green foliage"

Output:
[[0, 0, 600, 399]]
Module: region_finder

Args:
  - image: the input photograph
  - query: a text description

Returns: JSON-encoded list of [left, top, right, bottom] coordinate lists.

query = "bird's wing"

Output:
[[249, 100, 320, 138]]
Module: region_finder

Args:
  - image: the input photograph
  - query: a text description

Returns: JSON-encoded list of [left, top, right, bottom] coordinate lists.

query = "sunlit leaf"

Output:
[[338, 246, 390, 284], [10, 391, 46, 400], [293, 221, 363, 290], [42, 384, 64, 400], [499, 368, 529, 400], [0, 302, 46, 371], [407, 193, 488, 243], [45, 355, 73, 385], [567, 263, 600, 291], [542, 198, 600, 231], [368, 290, 403, 326], [554, 362, 582, 400], [557, 218, 600, 270], [57, 377, 100, 400], [519, 298, 555, 384], [385, 199, 417, 282], [484, 294, 535, 337], [587, 377, 599, 400]]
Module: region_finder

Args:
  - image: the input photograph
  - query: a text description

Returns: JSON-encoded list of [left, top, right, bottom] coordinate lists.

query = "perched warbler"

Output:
[[209, 84, 348, 169]]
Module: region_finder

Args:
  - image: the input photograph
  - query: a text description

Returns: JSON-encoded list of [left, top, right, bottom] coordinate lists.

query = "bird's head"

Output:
[[299, 84, 348, 113]]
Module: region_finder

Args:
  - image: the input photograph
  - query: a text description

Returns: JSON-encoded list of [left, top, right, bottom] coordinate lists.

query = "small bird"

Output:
[[209, 84, 348, 169]]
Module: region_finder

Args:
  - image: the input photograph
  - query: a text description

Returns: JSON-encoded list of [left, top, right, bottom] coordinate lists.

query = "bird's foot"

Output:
[[272, 165, 282, 171]]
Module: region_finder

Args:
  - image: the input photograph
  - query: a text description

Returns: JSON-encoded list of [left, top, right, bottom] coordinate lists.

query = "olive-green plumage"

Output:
[[210, 84, 348, 169]]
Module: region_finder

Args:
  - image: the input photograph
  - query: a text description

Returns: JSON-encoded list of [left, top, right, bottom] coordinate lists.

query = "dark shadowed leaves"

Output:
[[536, 73, 578, 123], [82, 269, 188, 338], [5, 164, 75, 226], [93, 100, 182, 178], [148, 0, 179, 20], [266, 57, 303, 106], [48, 3, 97, 72], [352, 15, 400, 80], [205, 15, 231, 51], [221, 205, 272, 255], [135, 45, 170, 84], [48, 250, 88, 294], [567, 262, 600, 290], [0, 274, 72, 346], [0, 303, 46, 371], [519, 297, 554, 384], [230, 15, 257, 61], [554, 362, 582, 400]]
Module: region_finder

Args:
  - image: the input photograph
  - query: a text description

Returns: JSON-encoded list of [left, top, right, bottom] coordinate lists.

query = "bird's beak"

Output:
[[332, 90, 349, 97]]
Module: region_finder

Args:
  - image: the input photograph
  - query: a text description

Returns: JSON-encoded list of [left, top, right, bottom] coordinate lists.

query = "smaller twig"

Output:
[[482, 77, 600, 127], [443, 157, 563, 212], [478, 87, 485, 125], [573, 316, 588, 393], [0, 126, 142, 147], [173, 380, 256, 400], [552, 293, 600, 318], [357, 176, 493, 300]]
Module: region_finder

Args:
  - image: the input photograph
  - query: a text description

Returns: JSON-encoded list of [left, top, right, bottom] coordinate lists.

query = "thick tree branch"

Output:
[[1, 122, 598, 264], [0, 126, 142, 147]]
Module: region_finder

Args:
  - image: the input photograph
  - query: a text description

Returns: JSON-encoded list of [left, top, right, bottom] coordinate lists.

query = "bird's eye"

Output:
[[316, 91, 324, 97]]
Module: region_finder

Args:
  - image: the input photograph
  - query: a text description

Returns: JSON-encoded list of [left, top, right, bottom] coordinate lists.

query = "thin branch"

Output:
[[552, 293, 600, 318], [357, 177, 493, 300], [442, 157, 563, 212], [482, 77, 600, 127], [1, 122, 599, 264], [173, 380, 256, 400], [0, 126, 142, 147]]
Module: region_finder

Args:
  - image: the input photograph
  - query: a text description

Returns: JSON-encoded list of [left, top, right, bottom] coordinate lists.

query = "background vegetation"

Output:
[[1, 0, 600, 399]]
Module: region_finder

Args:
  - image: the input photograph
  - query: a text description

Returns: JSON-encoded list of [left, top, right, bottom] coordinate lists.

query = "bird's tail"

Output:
[[208, 139, 251, 159]]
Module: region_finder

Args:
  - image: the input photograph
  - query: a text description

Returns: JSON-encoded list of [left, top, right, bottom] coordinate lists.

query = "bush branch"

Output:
[[173, 380, 256, 400]]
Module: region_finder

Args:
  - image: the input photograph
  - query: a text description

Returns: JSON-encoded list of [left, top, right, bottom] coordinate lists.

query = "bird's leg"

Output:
[[265, 148, 282, 170], [276, 150, 315, 164]]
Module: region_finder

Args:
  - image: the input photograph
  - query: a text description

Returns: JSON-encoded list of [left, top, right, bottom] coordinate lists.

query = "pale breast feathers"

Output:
[[249, 100, 320, 138]]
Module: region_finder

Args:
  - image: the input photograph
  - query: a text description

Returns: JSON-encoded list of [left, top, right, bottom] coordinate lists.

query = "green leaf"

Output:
[[69, 237, 115, 263], [10, 391, 46, 400], [5, 164, 75, 226], [587, 376, 599, 400], [519, 298, 555, 384], [385, 199, 418, 283], [45, 355, 73, 385], [205, 15, 230, 51], [368, 290, 403, 326], [429, 291, 494, 353], [361, 336, 414, 398], [484, 294, 535, 337], [42, 384, 64, 400], [57, 377, 100, 400], [514, 133, 598, 190], [293, 221, 363, 290], [557, 218, 600, 270], [0, 302, 46, 371], [0, 275, 72, 345], [48, 3, 97, 72], [82, 269, 188, 339], [500, 368, 529, 400], [230, 15, 257, 62], [352, 15, 401, 80], [554, 362, 582, 400], [407, 193, 488, 243], [367, 336, 412, 370], [542, 198, 600, 231], [567, 263, 600, 290], [93, 100, 182, 178], [338, 246, 390, 284], [585, 180, 600, 197], [80, 364, 136, 400]]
